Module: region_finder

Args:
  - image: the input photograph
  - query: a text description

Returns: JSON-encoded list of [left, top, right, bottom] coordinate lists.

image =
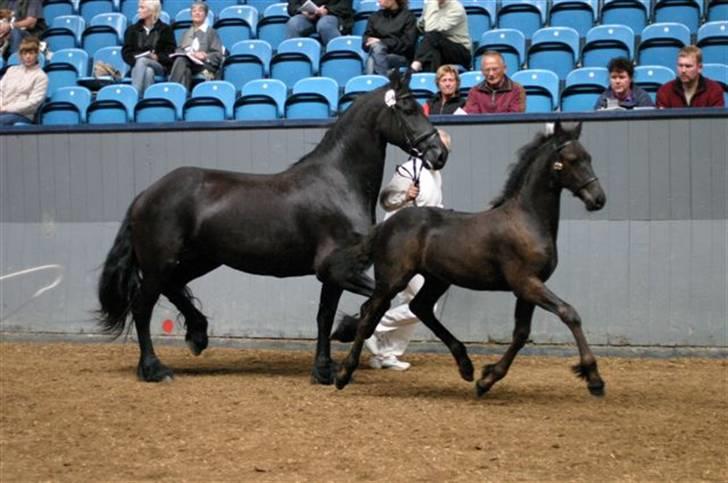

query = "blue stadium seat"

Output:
[[697, 22, 728, 65], [638, 23, 691, 70], [223, 40, 273, 94], [461, 0, 496, 47], [338, 74, 388, 111], [320, 36, 365, 88], [600, 0, 649, 37], [548, 0, 596, 38], [474, 29, 525, 74], [707, 0, 728, 21], [560, 67, 609, 112], [702, 63, 728, 105], [77, 45, 127, 89], [163, 0, 190, 22], [87, 84, 138, 123], [285, 76, 339, 119], [42, 15, 86, 51], [247, 0, 282, 15], [459, 70, 484, 96], [214, 5, 259, 51], [257, 3, 289, 51], [634, 65, 675, 102], [207, 0, 239, 13], [184, 81, 236, 121], [173, 8, 216, 44], [78, 0, 116, 24], [270, 37, 321, 89], [135, 82, 188, 122], [43, 0, 77, 24], [82, 13, 127, 58], [409, 72, 437, 105], [234, 78, 287, 120], [40, 86, 92, 125], [119, 0, 138, 22], [44, 48, 89, 97], [582, 24, 634, 68], [352, 0, 379, 36], [511, 69, 559, 112], [497, 0, 546, 40], [654, 0, 702, 34], [527, 27, 580, 81]]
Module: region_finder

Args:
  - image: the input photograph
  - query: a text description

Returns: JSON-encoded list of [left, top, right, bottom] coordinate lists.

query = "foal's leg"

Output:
[[409, 279, 474, 382], [133, 280, 174, 382], [475, 298, 534, 396], [518, 280, 605, 396], [164, 287, 209, 356], [311, 282, 344, 385]]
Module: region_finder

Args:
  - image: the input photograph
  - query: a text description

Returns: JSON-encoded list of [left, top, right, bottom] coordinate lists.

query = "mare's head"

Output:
[[369, 70, 448, 170], [549, 121, 606, 211]]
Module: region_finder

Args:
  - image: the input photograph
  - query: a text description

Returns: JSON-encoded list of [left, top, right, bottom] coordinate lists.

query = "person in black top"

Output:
[[122, 0, 176, 95], [286, 0, 353, 46], [362, 0, 417, 75], [424, 64, 465, 115]]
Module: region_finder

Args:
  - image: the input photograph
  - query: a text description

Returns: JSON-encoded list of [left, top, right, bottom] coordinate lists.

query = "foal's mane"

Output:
[[490, 131, 554, 208]]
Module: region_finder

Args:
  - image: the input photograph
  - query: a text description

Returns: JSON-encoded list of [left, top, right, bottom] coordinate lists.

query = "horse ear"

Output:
[[554, 121, 582, 138], [388, 68, 403, 90]]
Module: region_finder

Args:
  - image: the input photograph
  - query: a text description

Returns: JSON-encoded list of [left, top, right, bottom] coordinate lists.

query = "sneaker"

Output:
[[380, 356, 411, 371], [368, 356, 383, 369]]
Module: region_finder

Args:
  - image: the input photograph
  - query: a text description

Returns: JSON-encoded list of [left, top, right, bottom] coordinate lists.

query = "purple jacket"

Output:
[[463, 77, 526, 114]]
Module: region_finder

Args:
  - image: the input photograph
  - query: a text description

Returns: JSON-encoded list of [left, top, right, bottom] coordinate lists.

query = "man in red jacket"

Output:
[[463, 51, 526, 114], [656, 45, 725, 108]]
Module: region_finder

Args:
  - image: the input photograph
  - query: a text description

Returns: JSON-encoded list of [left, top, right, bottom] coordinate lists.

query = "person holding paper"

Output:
[[122, 0, 176, 96], [168, 1, 223, 90], [286, 0, 353, 46]]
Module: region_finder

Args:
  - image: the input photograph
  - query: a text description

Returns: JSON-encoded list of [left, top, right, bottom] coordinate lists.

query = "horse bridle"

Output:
[[389, 92, 439, 161], [552, 139, 599, 194]]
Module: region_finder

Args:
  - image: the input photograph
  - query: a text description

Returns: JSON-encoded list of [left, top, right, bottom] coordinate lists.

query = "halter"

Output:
[[388, 92, 439, 160], [551, 139, 599, 194]]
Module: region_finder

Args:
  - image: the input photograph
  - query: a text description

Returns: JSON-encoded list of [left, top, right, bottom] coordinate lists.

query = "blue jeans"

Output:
[[130, 56, 166, 96], [286, 14, 341, 46], [0, 112, 32, 125], [366, 42, 407, 76]]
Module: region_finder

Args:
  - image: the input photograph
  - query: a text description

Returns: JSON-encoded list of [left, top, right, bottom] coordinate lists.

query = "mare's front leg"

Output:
[[311, 283, 343, 385], [409, 278, 474, 382], [476, 298, 534, 396]]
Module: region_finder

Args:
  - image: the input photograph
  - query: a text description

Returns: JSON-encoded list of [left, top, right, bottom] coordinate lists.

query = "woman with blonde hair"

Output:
[[0, 36, 47, 124], [122, 0, 176, 95], [424, 64, 465, 115]]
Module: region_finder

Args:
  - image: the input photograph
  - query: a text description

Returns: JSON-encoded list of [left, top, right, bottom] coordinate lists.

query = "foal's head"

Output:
[[549, 122, 606, 211], [374, 69, 449, 170]]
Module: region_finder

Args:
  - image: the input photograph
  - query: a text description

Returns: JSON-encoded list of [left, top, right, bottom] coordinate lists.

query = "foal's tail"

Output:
[[97, 203, 141, 338]]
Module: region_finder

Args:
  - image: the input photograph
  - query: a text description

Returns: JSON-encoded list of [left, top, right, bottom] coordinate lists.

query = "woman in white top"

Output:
[[0, 36, 47, 125], [365, 129, 452, 370]]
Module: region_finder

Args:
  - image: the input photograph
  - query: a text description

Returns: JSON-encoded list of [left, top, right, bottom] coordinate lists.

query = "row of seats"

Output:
[[30, 63, 728, 128]]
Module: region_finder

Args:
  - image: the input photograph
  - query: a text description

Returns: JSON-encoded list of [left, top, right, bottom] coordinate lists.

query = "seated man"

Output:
[[286, 0, 353, 46], [0, 0, 46, 60], [463, 51, 525, 113], [594, 57, 654, 110], [656, 45, 725, 108], [410, 0, 470, 73]]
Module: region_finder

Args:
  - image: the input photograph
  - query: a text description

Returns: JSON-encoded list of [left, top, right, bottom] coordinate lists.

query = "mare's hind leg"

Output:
[[164, 287, 209, 356], [409, 278, 474, 382], [133, 280, 174, 382], [311, 282, 343, 385], [517, 280, 605, 396], [475, 298, 534, 397]]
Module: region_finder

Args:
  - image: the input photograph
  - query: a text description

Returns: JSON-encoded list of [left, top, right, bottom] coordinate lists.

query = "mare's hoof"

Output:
[[587, 382, 606, 397], [475, 380, 490, 398], [310, 366, 335, 385], [185, 333, 208, 356], [334, 370, 351, 390], [459, 357, 475, 382], [137, 360, 175, 383]]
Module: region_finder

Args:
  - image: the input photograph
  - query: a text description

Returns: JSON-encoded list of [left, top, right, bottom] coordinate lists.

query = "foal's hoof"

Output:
[[475, 380, 491, 398], [137, 360, 175, 383], [334, 370, 352, 390], [185, 332, 208, 356], [587, 381, 606, 397]]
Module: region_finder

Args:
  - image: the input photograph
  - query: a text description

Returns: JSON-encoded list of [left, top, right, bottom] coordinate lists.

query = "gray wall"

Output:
[[1, 116, 726, 348]]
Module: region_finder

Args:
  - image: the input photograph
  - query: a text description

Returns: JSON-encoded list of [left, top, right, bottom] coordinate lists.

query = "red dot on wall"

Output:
[[162, 319, 174, 334]]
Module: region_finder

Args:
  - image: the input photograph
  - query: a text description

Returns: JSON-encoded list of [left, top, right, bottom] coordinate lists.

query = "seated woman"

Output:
[[168, 1, 224, 90], [0, 36, 47, 125], [594, 57, 654, 110], [286, 0, 353, 46], [424, 64, 465, 115], [362, 0, 417, 76], [122, 0, 176, 96]]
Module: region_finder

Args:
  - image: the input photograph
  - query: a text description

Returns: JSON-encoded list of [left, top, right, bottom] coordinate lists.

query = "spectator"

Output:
[[122, 0, 176, 96], [410, 0, 470, 73], [656, 45, 725, 108], [0, 36, 47, 125], [0, 0, 46, 60], [286, 0, 353, 46], [423, 64, 465, 115], [463, 51, 525, 113], [365, 129, 452, 371], [168, 1, 223, 90], [594, 57, 654, 110], [362, 0, 417, 76]]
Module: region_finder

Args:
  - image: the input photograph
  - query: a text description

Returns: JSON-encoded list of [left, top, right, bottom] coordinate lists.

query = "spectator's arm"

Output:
[[205, 29, 224, 69], [381, 13, 417, 56], [708, 85, 725, 107], [121, 27, 137, 66], [155, 24, 177, 67], [322, 0, 352, 19], [508, 84, 526, 112], [462, 88, 480, 113], [287, 0, 302, 17], [13, 15, 38, 30], [655, 84, 670, 108], [2, 74, 47, 116], [425, 3, 465, 32]]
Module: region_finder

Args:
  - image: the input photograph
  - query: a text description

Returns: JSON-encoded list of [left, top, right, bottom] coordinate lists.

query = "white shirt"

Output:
[[379, 156, 443, 220]]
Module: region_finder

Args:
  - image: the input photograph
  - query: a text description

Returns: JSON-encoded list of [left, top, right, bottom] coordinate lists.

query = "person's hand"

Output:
[[316, 5, 328, 16], [149, 51, 158, 61], [365, 37, 380, 47], [406, 184, 419, 201], [302, 10, 317, 19], [194, 51, 207, 61], [0, 22, 10, 36]]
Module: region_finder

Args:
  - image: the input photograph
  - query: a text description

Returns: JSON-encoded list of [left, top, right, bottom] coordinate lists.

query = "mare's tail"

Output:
[[97, 203, 141, 338]]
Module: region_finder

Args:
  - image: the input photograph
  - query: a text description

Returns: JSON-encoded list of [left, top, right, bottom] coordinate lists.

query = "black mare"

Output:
[[332, 121, 608, 397], [97, 70, 448, 383]]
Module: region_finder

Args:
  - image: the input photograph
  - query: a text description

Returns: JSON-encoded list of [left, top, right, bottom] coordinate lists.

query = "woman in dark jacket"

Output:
[[363, 0, 417, 75], [122, 0, 176, 95], [424, 64, 465, 115]]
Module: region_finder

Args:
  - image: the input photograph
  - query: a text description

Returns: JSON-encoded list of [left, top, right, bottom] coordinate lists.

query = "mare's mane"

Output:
[[490, 130, 554, 208]]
